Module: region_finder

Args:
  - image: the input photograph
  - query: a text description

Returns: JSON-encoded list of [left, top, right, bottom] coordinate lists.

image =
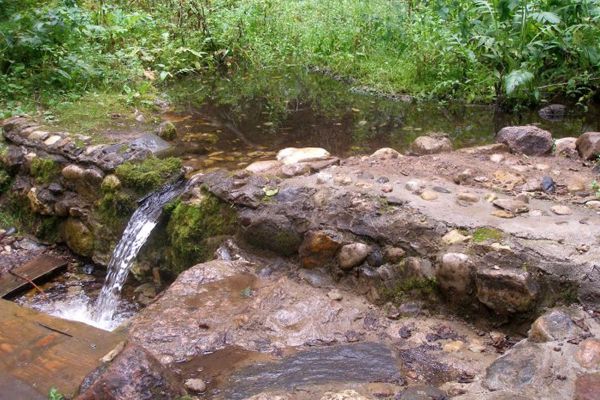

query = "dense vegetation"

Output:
[[1, 0, 600, 119]]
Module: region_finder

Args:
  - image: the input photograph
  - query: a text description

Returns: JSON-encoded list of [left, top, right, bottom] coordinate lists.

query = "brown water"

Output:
[[165, 69, 600, 172]]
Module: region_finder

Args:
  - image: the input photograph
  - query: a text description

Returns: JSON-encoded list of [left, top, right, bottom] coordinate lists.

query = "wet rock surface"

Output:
[[76, 343, 184, 400], [196, 147, 600, 312], [222, 342, 402, 400]]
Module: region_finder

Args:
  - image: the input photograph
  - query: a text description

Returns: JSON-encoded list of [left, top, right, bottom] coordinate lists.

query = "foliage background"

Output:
[[1, 0, 599, 117]]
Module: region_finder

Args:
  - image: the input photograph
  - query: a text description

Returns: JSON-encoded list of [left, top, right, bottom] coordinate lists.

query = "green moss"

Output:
[[166, 194, 237, 273], [560, 286, 579, 304], [0, 193, 60, 241], [472, 227, 503, 243], [381, 277, 439, 303], [0, 169, 11, 193], [115, 156, 182, 193], [97, 190, 136, 230], [30, 157, 59, 184]]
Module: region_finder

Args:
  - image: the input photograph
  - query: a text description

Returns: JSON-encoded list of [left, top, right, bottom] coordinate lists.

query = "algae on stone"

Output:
[[115, 156, 182, 192], [62, 218, 95, 257], [29, 157, 60, 184], [166, 193, 237, 273], [472, 227, 503, 243]]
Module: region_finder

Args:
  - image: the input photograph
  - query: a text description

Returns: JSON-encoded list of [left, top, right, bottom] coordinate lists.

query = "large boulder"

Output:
[[576, 132, 600, 160], [410, 135, 453, 155], [76, 343, 184, 400], [496, 126, 553, 156]]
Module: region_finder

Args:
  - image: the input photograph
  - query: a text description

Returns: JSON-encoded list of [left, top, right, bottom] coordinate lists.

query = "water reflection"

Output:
[[165, 69, 600, 170]]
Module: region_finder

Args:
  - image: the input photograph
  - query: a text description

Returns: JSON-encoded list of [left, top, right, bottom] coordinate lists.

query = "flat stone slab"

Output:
[[0, 300, 125, 398]]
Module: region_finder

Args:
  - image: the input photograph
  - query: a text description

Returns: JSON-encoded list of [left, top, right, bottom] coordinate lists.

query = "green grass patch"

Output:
[[472, 227, 504, 243], [47, 91, 157, 136], [115, 156, 182, 193]]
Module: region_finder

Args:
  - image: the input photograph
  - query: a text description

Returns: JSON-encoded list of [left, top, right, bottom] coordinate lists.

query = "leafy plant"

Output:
[[48, 387, 64, 400]]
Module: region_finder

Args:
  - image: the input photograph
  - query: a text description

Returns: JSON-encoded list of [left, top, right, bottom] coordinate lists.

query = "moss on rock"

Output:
[[472, 227, 504, 243], [166, 193, 237, 273], [62, 218, 95, 257], [30, 157, 60, 184], [115, 156, 182, 193], [0, 169, 11, 194]]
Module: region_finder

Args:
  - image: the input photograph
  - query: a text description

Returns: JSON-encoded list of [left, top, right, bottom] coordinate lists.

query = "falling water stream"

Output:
[[92, 179, 186, 327]]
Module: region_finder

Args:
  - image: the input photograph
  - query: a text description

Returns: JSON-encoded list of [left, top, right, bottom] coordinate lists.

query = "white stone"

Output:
[[442, 230, 471, 245], [245, 160, 282, 174], [44, 135, 62, 146], [276, 147, 330, 165], [370, 147, 402, 160]]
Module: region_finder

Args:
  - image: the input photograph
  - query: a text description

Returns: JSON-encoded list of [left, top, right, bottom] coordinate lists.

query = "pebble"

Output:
[[535, 163, 550, 171], [381, 184, 393, 193], [334, 176, 353, 186], [185, 378, 207, 393], [433, 186, 451, 194], [327, 289, 343, 301], [457, 192, 479, 203], [586, 200, 600, 210], [484, 193, 498, 203], [551, 205, 573, 215], [490, 154, 504, 163], [442, 230, 471, 245], [317, 172, 332, 184], [492, 210, 515, 219], [493, 199, 529, 214], [82, 264, 95, 275], [443, 340, 464, 352], [405, 180, 424, 192], [420, 190, 439, 201], [515, 193, 529, 203], [5, 227, 16, 236], [468, 340, 486, 353], [529, 210, 543, 217], [541, 176, 556, 194]]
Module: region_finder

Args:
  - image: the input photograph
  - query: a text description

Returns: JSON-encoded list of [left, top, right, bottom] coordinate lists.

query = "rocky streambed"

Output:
[[1, 114, 600, 399]]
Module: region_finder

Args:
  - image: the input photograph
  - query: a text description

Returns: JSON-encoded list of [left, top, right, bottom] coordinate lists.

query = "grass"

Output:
[[45, 91, 158, 136]]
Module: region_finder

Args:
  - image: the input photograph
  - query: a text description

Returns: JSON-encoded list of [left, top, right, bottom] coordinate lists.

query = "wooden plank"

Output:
[[0, 300, 126, 398], [0, 255, 67, 298]]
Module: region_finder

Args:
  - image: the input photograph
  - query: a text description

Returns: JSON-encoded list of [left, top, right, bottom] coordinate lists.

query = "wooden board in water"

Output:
[[0, 254, 67, 298], [0, 299, 126, 398]]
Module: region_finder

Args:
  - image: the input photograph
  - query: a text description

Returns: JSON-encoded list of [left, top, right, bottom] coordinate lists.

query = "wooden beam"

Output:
[[0, 255, 67, 298]]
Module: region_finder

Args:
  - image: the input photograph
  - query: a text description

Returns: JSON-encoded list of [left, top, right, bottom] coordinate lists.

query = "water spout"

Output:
[[93, 179, 186, 325]]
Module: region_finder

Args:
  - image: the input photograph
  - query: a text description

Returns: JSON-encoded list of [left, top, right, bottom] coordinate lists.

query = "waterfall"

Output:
[[93, 179, 186, 325]]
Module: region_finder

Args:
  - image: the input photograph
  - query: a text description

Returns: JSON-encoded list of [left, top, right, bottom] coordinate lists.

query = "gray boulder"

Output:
[[496, 126, 553, 156]]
